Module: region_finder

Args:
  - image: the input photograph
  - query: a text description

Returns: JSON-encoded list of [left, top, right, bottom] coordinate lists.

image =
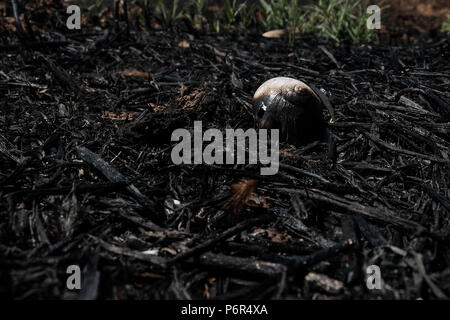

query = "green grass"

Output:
[[73, 0, 377, 44], [183, 0, 256, 33], [155, 0, 183, 27], [442, 12, 450, 35], [258, 0, 374, 44], [68, 0, 110, 17], [185, 0, 207, 30], [223, 0, 257, 30], [259, 0, 302, 30], [259, 0, 303, 45], [301, 0, 374, 43]]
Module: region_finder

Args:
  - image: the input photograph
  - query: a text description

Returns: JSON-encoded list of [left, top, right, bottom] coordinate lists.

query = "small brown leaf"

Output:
[[229, 179, 258, 215], [99, 110, 136, 120], [262, 29, 287, 38], [178, 40, 190, 48], [262, 28, 300, 38], [179, 84, 188, 97], [119, 69, 150, 79]]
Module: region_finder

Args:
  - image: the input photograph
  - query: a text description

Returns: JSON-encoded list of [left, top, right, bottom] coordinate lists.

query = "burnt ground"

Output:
[[0, 2, 450, 300]]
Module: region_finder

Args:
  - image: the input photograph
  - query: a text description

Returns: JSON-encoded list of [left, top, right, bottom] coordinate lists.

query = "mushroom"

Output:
[[253, 77, 336, 162]]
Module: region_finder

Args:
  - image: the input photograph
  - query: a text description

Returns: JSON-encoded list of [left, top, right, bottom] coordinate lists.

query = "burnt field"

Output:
[[0, 1, 450, 300]]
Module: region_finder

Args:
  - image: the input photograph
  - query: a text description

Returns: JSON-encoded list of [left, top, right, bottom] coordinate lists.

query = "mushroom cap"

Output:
[[252, 77, 326, 146], [253, 77, 320, 106]]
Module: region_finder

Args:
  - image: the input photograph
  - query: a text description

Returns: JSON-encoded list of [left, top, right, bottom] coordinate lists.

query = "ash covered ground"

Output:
[[0, 1, 449, 299]]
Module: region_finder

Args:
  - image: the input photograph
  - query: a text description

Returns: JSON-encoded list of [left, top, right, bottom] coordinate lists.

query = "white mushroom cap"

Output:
[[253, 77, 319, 103]]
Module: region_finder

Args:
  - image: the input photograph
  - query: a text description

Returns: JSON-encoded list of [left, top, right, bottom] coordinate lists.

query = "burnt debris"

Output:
[[0, 1, 450, 300]]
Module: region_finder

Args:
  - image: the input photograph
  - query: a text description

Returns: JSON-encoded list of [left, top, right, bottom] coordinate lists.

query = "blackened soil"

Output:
[[0, 2, 449, 300]]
